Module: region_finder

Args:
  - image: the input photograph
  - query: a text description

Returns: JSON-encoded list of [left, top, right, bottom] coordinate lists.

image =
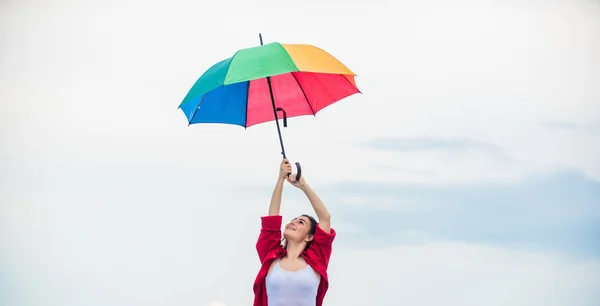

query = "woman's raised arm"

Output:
[[299, 184, 331, 233], [268, 159, 292, 215], [286, 172, 331, 233]]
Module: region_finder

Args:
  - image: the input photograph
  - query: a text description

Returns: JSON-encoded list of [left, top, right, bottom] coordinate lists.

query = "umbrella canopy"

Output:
[[178, 42, 360, 128], [178, 36, 360, 180]]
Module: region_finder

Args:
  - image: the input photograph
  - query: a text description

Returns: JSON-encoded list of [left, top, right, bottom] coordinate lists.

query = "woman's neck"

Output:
[[285, 241, 306, 258]]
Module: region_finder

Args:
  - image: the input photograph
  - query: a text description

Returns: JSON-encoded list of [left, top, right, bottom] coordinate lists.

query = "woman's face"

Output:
[[283, 215, 312, 242]]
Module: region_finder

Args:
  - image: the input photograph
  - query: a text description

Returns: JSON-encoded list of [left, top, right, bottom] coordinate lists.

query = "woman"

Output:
[[253, 159, 336, 306]]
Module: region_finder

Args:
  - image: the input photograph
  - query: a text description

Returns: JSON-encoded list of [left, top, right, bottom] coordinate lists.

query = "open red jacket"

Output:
[[253, 215, 336, 306]]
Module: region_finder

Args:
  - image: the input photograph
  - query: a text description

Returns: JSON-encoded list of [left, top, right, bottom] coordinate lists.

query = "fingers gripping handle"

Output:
[[284, 160, 302, 181]]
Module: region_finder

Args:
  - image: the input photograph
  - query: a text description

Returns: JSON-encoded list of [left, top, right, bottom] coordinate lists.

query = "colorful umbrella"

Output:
[[178, 34, 360, 179]]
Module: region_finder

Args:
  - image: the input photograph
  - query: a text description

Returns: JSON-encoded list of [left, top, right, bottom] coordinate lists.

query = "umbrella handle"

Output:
[[284, 160, 302, 181], [294, 162, 302, 181]]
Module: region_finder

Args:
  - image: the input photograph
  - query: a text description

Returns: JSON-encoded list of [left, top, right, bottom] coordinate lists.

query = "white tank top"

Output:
[[266, 259, 320, 306]]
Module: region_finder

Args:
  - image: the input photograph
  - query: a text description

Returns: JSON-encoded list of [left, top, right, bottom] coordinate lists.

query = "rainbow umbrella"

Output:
[[178, 34, 360, 179]]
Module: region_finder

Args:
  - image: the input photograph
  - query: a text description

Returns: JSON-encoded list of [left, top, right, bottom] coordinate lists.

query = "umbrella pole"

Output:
[[266, 76, 287, 159], [260, 33, 302, 181]]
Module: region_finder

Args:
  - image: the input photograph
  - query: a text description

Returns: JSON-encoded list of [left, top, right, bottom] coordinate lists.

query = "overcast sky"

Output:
[[1, 0, 599, 305]]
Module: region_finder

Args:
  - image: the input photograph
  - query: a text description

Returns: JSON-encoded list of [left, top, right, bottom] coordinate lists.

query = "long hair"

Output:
[[281, 214, 318, 251]]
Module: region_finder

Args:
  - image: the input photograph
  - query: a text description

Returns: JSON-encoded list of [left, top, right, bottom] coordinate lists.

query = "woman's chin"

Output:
[[283, 231, 296, 240]]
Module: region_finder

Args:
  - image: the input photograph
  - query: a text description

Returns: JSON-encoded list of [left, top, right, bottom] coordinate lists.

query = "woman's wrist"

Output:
[[300, 183, 311, 193]]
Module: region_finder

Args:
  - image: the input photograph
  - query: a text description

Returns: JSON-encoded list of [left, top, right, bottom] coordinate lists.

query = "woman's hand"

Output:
[[279, 158, 292, 180], [286, 171, 307, 189]]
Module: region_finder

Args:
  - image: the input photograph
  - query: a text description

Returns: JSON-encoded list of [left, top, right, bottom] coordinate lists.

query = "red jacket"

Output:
[[253, 215, 336, 306]]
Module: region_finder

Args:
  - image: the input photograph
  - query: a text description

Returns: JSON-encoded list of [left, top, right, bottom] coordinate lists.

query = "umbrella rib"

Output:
[[188, 93, 208, 125], [244, 81, 250, 129], [291, 72, 315, 116], [343, 74, 362, 94]]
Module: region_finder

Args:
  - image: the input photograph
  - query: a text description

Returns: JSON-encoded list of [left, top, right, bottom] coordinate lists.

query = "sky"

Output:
[[1, 0, 599, 305]]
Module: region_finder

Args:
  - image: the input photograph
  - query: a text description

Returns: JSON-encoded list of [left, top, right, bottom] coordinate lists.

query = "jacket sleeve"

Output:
[[308, 224, 336, 269], [256, 215, 283, 263]]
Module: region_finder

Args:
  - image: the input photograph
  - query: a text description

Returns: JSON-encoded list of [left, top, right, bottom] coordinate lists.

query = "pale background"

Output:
[[1, 0, 599, 305]]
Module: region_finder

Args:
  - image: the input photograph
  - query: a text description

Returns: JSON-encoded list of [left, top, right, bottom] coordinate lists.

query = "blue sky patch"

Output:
[[321, 170, 600, 258]]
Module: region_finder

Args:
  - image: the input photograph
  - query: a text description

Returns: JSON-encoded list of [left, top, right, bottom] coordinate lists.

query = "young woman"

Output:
[[252, 159, 336, 306]]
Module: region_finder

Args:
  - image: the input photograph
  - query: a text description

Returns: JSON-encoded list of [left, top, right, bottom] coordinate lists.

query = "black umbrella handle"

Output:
[[294, 162, 302, 182], [284, 160, 302, 182]]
